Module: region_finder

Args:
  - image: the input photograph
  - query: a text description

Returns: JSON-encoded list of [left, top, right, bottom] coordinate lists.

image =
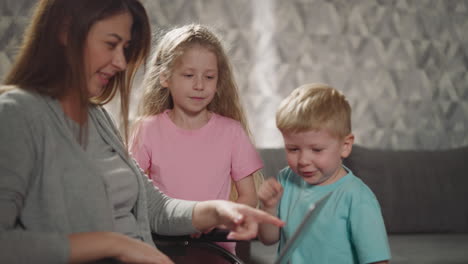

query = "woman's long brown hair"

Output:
[[4, 0, 151, 145]]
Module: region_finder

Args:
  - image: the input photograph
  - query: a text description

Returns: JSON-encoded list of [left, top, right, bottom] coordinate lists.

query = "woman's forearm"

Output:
[[191, 201, 221, 232], [69, 232, 173, 264], [68, 232, 118, 263]]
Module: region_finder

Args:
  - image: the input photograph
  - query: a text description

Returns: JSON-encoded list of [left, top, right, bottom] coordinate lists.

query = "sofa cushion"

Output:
[[343, 145, 468, 233], [258, 148, 288, 179], [258, 146, 468, 233]]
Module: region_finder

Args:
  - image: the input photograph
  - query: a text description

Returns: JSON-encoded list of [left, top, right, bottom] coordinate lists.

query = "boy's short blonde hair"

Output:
[[276, 83, 351, 138]]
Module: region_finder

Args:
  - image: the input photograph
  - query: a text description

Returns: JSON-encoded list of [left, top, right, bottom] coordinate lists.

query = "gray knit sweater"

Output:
[[0, 88, 197, 263]]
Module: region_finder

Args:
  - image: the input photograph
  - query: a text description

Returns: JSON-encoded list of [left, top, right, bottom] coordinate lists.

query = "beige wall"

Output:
[[2, 0, 467, 150]]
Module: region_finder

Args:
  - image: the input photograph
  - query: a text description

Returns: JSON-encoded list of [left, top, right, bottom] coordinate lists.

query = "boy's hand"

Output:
[[258, 178, 283, 211]]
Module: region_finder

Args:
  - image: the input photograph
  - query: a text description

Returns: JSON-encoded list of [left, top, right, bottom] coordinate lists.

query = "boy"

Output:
[[258, 83, 391, 263]]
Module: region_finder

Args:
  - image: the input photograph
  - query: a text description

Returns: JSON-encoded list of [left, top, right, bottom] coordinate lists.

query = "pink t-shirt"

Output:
[[131, 110, 263, 201]]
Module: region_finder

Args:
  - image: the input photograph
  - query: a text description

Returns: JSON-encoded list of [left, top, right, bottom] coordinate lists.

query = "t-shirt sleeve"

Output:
[[349, 192, 391, 264], [130, 121, 152, 173], [230, 124, 263, 181]]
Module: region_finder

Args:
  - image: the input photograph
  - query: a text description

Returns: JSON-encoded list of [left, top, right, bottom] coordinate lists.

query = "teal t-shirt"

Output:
[[277, 166, 391, 264]]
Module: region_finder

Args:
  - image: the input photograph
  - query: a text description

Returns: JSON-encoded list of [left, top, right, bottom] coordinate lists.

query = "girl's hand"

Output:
[[258, 178, 283, 211]]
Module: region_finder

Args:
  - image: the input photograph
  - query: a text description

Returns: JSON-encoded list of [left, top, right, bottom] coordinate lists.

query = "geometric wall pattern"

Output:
[[1, 0, 467, 150]]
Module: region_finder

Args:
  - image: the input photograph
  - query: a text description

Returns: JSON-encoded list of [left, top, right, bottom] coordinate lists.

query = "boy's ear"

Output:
[[340, 133, 354, 159]]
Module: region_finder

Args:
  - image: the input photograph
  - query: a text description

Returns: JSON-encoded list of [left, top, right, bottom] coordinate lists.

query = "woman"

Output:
[[0, 0, 283, 263]]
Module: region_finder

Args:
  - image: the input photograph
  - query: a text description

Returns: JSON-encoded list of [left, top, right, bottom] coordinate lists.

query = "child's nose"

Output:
[[193, 76, 204, 90], [298, 152, 311, 166]]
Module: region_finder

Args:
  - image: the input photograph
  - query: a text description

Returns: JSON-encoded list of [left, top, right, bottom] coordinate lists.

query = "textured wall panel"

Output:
[[1, 0, 467, 150]]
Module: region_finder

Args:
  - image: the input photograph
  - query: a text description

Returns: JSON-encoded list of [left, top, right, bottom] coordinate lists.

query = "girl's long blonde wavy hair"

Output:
[[134, 24, 263, 204]]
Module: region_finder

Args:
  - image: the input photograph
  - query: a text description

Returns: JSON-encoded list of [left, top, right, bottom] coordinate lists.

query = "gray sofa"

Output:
[[250, 145, 468, 264]]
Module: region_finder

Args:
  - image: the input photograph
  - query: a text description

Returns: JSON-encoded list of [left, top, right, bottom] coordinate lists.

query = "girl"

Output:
[[0, 1, 283, 263], [131, 24, 264, 255]]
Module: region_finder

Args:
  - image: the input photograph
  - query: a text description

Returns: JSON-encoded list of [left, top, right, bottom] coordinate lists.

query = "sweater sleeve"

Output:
[[136, 159, 199, 236], [98, 105, 199, 237], [0, 93, 69, 263]]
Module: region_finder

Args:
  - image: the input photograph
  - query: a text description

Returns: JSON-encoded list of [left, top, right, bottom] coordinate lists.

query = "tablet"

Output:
[[274, 192, 333, 264]]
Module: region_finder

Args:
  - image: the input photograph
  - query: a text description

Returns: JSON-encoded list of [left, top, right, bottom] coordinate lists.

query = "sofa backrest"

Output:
[[258, 145, 468, 233]]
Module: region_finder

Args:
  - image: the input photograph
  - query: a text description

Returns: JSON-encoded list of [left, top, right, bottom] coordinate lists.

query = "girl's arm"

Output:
[[234, 174, 258, 207]]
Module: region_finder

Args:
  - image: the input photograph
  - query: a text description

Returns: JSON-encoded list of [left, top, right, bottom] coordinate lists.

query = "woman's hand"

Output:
[[192, 200, 285, 241], [69, 232, 174, 264], [112, 233, 174, 264]]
